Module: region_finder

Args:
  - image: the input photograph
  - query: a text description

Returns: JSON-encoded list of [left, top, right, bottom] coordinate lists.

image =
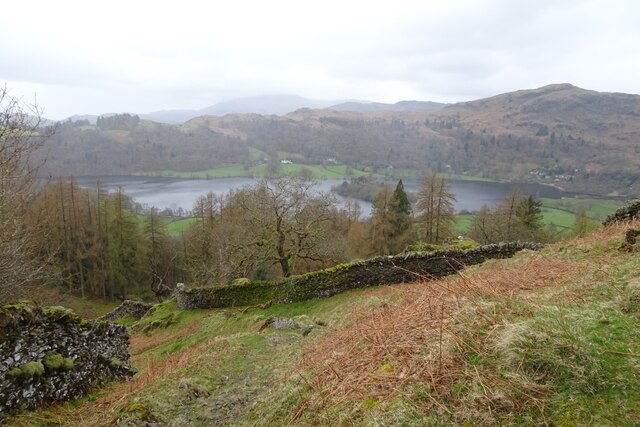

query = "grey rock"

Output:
[[0, 302, 135, 419], [300, 326, 314, 336], [259, 317, 300, 331]]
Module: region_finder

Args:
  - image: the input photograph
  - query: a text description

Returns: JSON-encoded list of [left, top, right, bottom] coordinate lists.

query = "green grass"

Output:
[[457, 207, 578, 233], [454, 214, 474, 233], [104, 130, 129, 138], [247, 227, 640, 425], [34, 287, 120, 319], [541, 197, 625, 221], [542, 207, 576, 230], [278, 164, 371, 179], [12, 286, 400, 426], [276, 151, 306, 163], [165, 218, 197, 236]]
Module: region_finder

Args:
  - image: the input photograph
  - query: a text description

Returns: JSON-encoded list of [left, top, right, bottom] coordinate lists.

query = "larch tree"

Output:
[[107, 187, 147, 300], [498, 189, 523, 241], [0, 86, 53, 303], [144, 207, 176, 298], [415, 172, 457, 244]]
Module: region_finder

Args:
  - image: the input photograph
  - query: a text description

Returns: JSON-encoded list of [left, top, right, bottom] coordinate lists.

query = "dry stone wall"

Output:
[[603, 200, 640, 226], [0, 302, 135, 420], [98, 300, 153, 322], [177, 242, 543, 310]]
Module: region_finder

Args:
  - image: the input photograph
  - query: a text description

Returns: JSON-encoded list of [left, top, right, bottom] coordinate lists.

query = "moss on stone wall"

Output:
[[43, 354, 74, 371], [177, 242, 543, 310], [98, 300, 153, 322], [6, 362, 45, 380], [0, 301, 135, 420]]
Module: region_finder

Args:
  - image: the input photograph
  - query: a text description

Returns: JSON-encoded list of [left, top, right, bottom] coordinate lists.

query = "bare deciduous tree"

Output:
[[0, 86, 53, 303], [231, 177, 339, 277]]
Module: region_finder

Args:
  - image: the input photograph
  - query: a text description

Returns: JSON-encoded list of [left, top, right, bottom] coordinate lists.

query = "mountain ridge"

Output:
[[43, 83, 640, 196], [62, 95, 449, 124]]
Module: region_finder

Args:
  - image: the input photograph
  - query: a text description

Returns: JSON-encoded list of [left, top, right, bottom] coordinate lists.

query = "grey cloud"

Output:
[[1, 0, 639, 119]]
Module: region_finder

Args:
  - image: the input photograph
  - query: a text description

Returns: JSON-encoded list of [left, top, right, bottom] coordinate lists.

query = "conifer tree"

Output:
[[415, 172, 456, 244], [387, 180, 413, 252], [370, 184, 394, 255]]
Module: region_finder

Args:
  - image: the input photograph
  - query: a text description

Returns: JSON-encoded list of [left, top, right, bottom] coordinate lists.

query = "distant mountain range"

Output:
[[44, 83, 640, 196], [64, 95, 448, 124]]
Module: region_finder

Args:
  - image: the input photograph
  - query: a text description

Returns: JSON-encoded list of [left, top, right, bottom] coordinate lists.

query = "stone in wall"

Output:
[[0, 302, 136, 420], [98, 300, 154, 322]]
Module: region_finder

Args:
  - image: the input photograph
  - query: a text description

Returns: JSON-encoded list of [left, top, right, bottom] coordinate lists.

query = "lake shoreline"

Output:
[[66, 175, 625, 218]]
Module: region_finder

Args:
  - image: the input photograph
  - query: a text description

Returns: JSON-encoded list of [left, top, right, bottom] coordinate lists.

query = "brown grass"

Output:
[[11, 313, 212, 427], [87, 344, 208, 426], [555, 220, 635, 248], [295, 248, 592, 422], [11, 345, 207, 426]]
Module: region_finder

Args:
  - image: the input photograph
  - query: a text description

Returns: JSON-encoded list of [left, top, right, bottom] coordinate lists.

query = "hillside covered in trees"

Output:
[[38, 84, 640, 196]]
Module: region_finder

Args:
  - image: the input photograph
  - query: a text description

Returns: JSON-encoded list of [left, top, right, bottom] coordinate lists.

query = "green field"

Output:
[[166, 218, 197, 236], [541, 207, 578, 230], [454, 214, 474, 233], [541, 197, 624, 221], [454, 196, 620, 234], [138, 164, 252, 178], [138, 163, 375, 180]]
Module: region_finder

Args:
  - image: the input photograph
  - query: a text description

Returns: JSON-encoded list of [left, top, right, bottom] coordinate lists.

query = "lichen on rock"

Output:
[[0, 301, 135, 420]]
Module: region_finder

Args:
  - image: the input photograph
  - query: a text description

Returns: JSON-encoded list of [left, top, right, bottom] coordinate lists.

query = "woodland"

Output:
[[1, 85, 614, 305]]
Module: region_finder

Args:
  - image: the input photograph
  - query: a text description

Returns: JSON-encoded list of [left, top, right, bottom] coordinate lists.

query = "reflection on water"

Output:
[[75, 176, 568, 217]]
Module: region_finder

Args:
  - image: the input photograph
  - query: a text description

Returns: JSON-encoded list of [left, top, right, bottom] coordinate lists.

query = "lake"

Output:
[[75, 176, 568, 217]]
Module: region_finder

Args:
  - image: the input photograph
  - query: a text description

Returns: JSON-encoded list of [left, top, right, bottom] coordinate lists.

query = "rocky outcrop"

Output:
[[603, 200, 640, 226], [0, 302, 135, 420], [98, 300, 154, 322], [177, 242, 543, 310]]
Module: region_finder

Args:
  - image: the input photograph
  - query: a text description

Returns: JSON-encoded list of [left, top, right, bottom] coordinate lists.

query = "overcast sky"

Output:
[[2, 0, 639, 120]]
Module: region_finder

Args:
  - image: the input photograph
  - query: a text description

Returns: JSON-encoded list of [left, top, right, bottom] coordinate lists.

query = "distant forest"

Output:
[[37, 84, 640, 196]]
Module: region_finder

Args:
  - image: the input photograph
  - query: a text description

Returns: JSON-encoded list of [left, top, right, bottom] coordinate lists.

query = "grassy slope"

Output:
[[165, 217, 197, 236], [541, 197, 625, 221], [10, 223, 640, 425], [29, 287, 120, 320], [137, 162, 375, 180]]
